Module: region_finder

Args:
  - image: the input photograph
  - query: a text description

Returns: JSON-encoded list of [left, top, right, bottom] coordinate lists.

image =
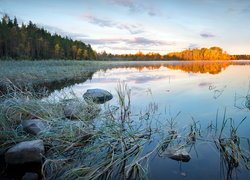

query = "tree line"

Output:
[[1, 15, 249, 61], [0, 15, 97, 60], [165, 47, 232, 60], [98, 47, 250, 61]]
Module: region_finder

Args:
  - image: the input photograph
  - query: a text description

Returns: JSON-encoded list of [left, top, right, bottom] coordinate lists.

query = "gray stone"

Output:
[[5, 140, 44, 165], [63, 99, 100, 120], [83, 89, 113, 104], [163, 147, 191, 162], [22, 172, 39, 180], [63, 100, 83, 119], [22, 119, 48, 135]]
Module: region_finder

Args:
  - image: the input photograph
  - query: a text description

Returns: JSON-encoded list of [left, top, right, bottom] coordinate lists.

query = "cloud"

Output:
[[80, 38, 121, 45], [38, 24, 88, 39], [107, 0, 161, 16], [81, 37, 175, 47], [84, 14, 114, 27], [227, 5, 250, 14], [83, 13, 144, 34], [241, 5, 250, 13], [117, 24, 144, 34], [129, 37, 172, 46], [188, 43, 199, 49], [97, 45, 172, 52], [200, 32, 215, 38], [109, 0, 137, 12]]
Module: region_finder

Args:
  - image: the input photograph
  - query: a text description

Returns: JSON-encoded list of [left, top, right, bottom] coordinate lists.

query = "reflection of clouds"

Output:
[[198, 82, 212, 87], [88, 77, 121, 84], [126, 74, 174, 84]]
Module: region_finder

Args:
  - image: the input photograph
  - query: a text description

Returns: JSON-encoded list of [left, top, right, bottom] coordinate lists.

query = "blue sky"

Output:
[[1, 0, 250, 54]]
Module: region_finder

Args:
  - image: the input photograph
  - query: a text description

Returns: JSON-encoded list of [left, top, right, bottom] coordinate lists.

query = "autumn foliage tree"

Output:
[[165, 47, 232, 60]]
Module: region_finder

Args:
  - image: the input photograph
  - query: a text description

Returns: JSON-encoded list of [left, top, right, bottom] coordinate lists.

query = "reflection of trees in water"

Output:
[[166, 62, 231, 74], [111, 61, 250, 75]]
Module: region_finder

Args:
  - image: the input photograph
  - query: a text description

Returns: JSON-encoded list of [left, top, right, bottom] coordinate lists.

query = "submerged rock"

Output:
[[83, 89, 113, 104], [22, 119, 48, 135], [163, 147, 191, 162], [5, 140, 44, 165]]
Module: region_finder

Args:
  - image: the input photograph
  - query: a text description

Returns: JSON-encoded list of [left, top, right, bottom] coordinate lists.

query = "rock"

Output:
[[22, 119, 48, 135], [63, 99, 100, 120], [163, 147, 191, 162], [63, 99, 83, 119], [22, 172, 39, 180], [83, 89, 113, 104], [5, 140, 44, 165]]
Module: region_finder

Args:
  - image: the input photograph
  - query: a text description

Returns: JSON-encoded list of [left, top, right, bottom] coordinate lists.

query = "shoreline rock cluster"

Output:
[[1, 88, 113, 179]]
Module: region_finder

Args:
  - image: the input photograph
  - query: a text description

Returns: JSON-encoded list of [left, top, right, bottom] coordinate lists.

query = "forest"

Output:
[[98, 48, 235, 61], [0, 15, 249, 61], [0, 15, 97, 60]]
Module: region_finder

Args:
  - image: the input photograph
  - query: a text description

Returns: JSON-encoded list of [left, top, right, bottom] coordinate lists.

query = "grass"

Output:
[[1, 85, 250, 179], [0, 60, 100, 93], [0, 61, 250, 179], [0, 82, 160, 179]]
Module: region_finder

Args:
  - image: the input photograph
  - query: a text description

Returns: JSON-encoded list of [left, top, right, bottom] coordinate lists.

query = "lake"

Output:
[[48, 60, 250, 179]]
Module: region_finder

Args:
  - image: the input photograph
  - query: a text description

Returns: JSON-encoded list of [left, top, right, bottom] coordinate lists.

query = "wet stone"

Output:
[[163, 147, 191, 162], [22, 119, 48, 135], [83, 89, 113, 104], [63, 99, 100, 120], [5, 140, 44, 165]]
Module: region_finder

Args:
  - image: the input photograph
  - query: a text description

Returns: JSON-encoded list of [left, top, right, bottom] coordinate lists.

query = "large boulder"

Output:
[[162, 147, 191, 162], [83, 89, 113, 104], [5, 140, 44, 165], [63, 99, 100, 120], [22, 119, 48, 135]]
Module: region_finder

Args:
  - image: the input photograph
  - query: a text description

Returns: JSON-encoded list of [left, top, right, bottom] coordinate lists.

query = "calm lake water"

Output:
[[49, 61, 250, 179]]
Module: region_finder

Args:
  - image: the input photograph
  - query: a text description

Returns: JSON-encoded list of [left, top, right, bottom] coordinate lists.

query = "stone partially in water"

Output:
[[22, 119, 48, 135], [163, 147, 191, 162], [83, 89, 113, 104], [5, 140, 44, 165]]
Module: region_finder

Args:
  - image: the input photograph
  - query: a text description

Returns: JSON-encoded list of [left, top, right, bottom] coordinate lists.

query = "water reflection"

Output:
[[38, 61, 250, 94], [47, 61, 250, 180], [166, 61, 231, 74]]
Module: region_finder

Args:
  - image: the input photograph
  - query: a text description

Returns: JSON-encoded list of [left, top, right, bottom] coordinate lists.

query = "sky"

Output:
[[0, 0, 250, 54]]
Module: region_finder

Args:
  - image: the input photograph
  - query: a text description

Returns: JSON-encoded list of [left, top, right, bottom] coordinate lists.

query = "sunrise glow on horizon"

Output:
[[1, 0, 250, 55]]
